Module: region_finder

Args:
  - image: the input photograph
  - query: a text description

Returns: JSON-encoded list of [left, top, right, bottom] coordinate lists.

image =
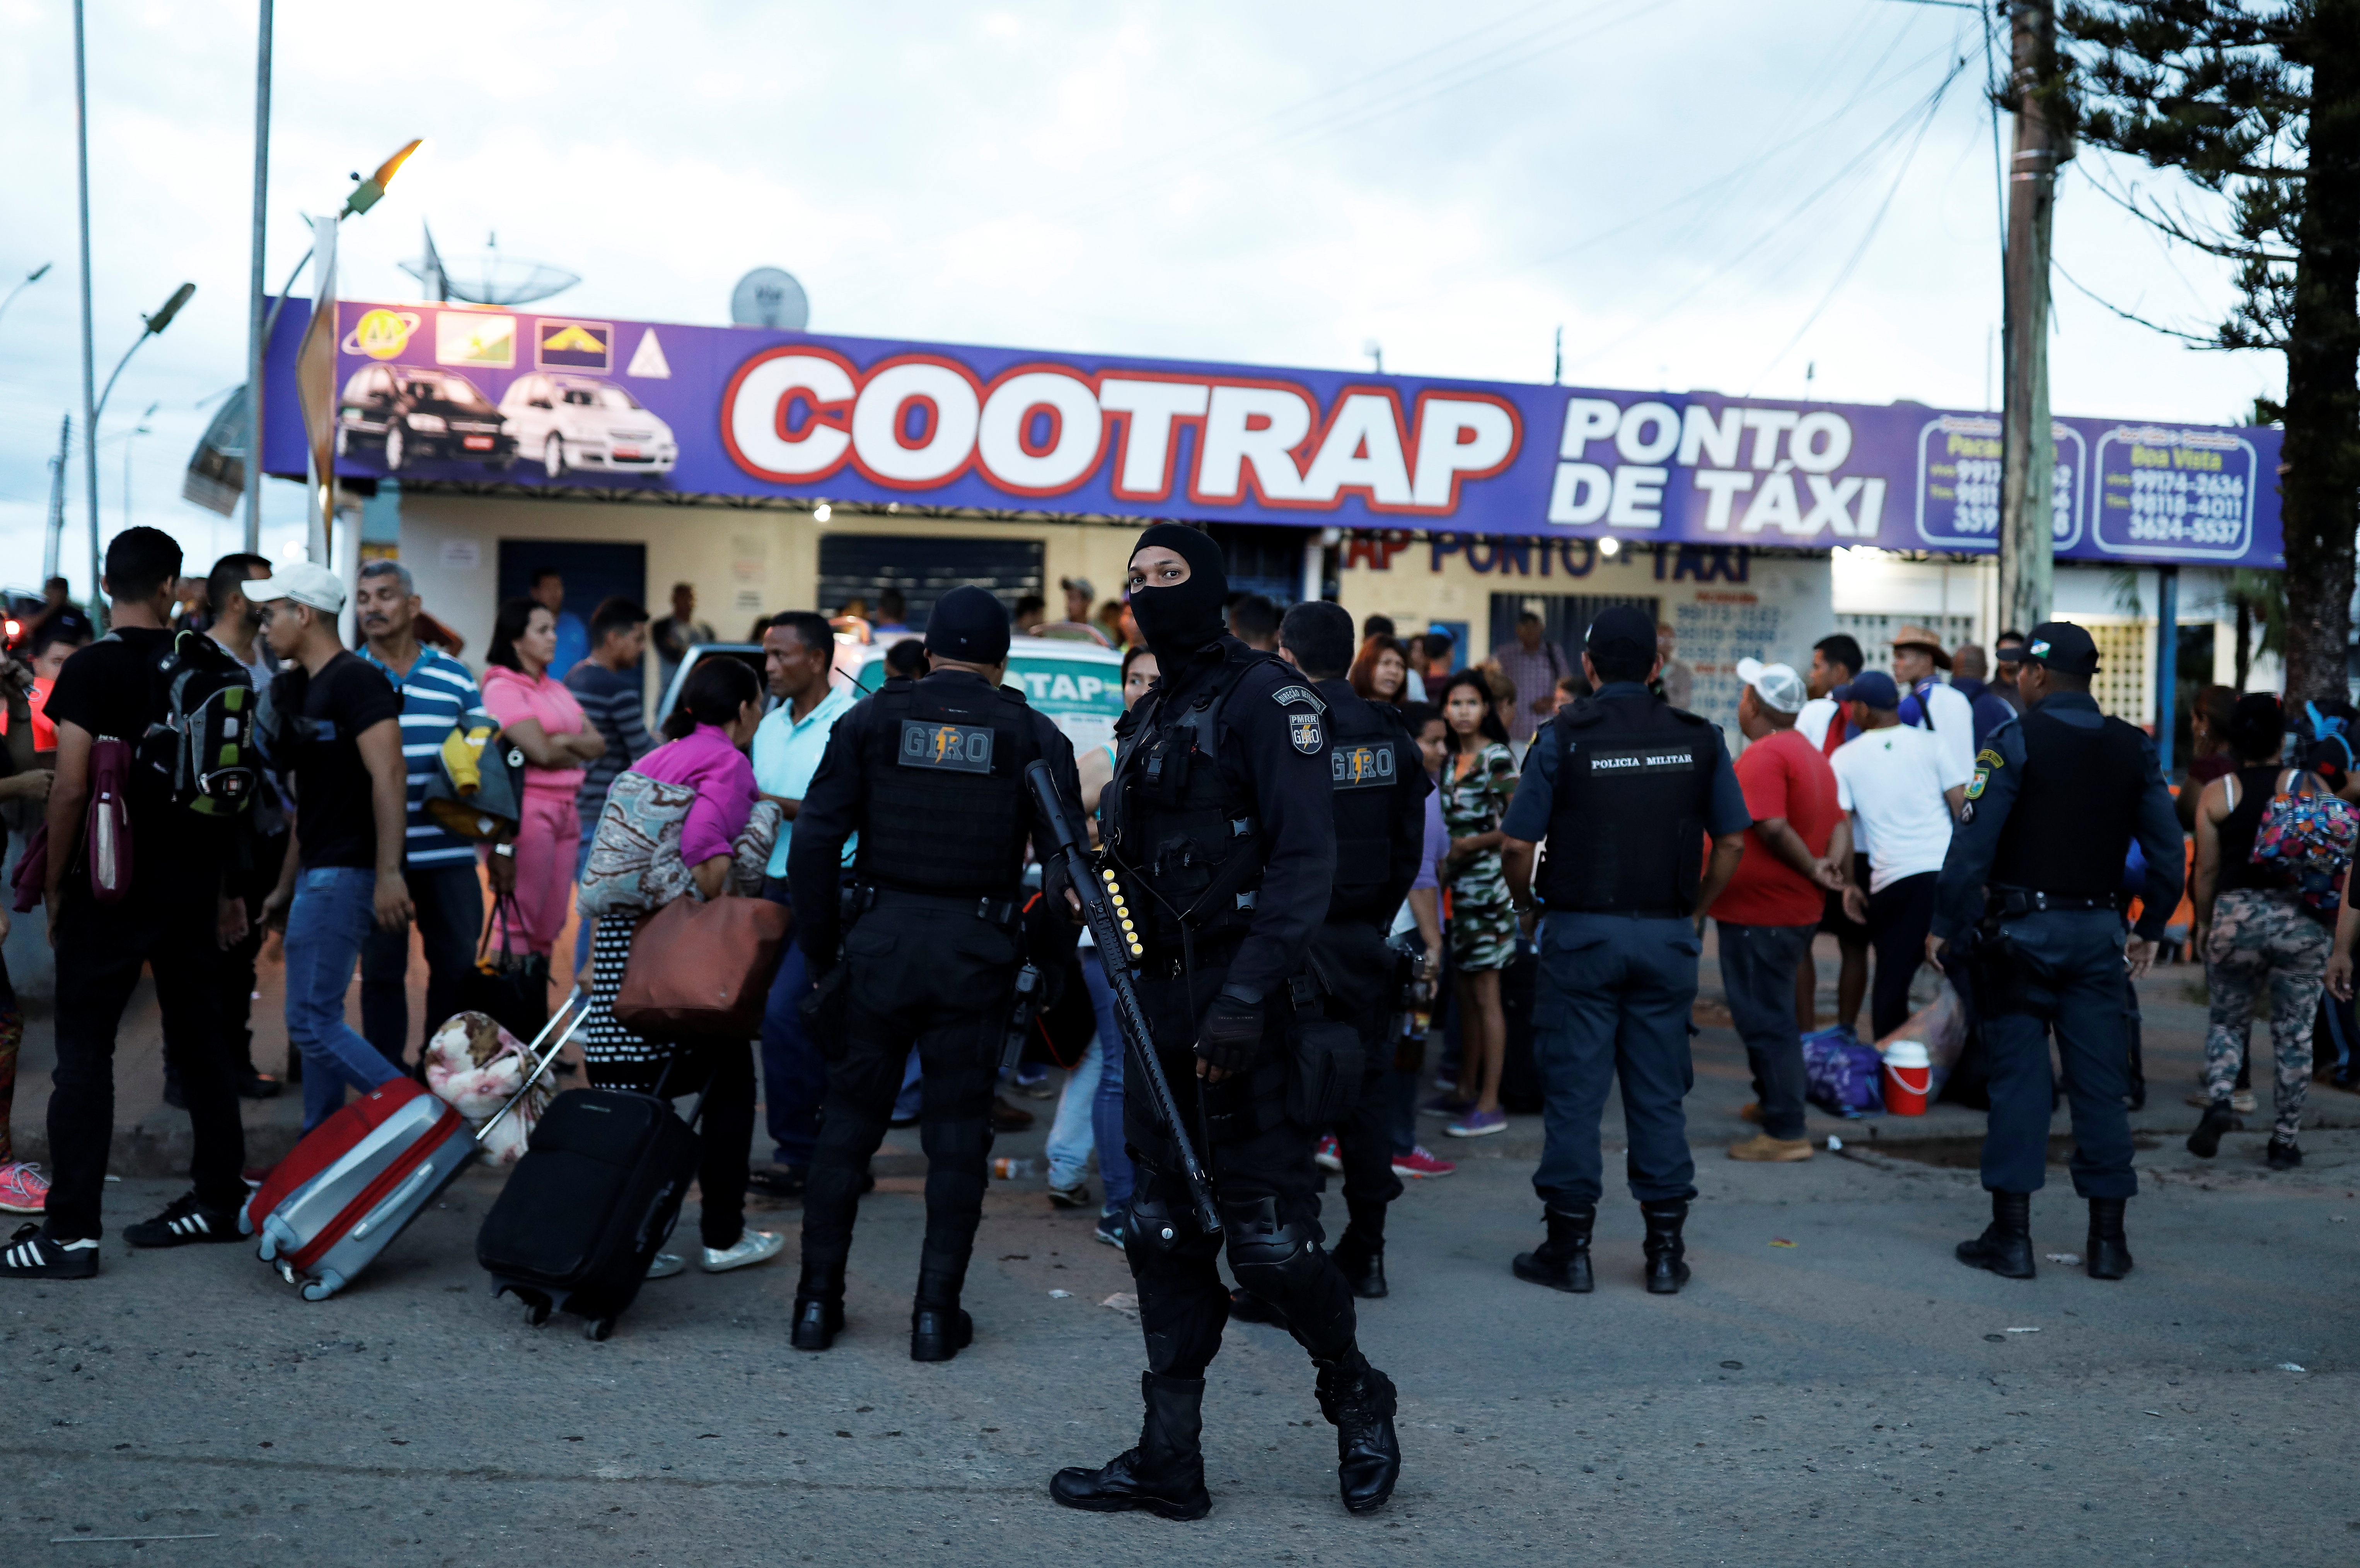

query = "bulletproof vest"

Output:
[[853, 674, 1041, 896], [1320, 680, 1413, 922], [1535, 692, 1718, 916], [1987, 707, 2147, 896], [1103, 651, 1280, 949]]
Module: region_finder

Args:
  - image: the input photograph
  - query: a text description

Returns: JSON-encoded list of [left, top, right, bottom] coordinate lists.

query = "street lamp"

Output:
[[85, 283, 195, 628], [116, 401, 159, 532], [0, 262, 51, 330], [244, 138, 424, 551]]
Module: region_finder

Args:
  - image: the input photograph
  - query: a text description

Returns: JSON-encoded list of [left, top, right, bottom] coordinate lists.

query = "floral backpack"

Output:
[[2249, 768, 2359, 918]]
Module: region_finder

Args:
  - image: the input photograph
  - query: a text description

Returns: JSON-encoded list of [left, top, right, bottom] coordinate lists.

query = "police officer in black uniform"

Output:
[[1500, 606, 1753, 1294], [1229, 601, 1429, 1320], [1932, 621, 2181, 1281], [1050, 524, 1402, 1521], [786, 585, 1081, 1361]]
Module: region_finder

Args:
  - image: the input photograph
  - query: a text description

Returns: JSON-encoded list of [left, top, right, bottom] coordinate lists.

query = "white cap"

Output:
[[1736, 656, 1805, 714], [247, 560, 346, 615]]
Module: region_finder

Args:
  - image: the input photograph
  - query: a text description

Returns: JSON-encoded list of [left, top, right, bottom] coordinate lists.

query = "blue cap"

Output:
[[1832, 669, 1900, 710]]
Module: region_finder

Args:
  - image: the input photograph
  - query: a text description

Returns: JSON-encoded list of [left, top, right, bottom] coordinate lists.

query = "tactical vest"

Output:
[[853, 675, 1040, 896], [1535, 692, 1717, 916], [1320, 680, 1412, 923], [1987, 707, 2147, 896], [1103, 652, 1280, 951]]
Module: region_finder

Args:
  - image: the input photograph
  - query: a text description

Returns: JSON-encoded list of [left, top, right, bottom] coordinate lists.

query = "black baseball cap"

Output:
[[1584, 605, 1655, 663], [1831, 669, 1900, 710], [2023, 621, 2099, 677], [924, 585, 1012, 665]]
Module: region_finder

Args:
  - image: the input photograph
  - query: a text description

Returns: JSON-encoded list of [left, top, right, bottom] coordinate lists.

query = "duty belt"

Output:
[[854, 885, 1021, 927], [1987, 886, 2118, 917]]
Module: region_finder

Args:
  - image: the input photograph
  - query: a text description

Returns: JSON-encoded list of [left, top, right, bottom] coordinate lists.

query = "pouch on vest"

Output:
[[1282, 972, 1364, 1128]]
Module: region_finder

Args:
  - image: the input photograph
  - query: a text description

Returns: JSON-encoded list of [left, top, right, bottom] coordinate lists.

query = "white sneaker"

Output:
[[645, 1253, 685, 1280], [700, 1229, 786, 1273]]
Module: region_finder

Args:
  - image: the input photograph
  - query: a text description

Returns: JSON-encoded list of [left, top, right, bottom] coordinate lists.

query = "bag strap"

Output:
[[471, 990, 589, 1145]]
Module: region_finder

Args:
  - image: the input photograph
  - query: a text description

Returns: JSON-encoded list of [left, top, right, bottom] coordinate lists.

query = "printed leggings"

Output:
[[2204, 888, 2328, 1142]]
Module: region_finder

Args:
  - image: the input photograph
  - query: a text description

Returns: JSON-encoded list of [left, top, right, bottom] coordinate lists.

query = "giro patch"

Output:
[[899, 719, 994, 774], [1289, 712, 1325, 755], [1332, 742, 1397, 789]]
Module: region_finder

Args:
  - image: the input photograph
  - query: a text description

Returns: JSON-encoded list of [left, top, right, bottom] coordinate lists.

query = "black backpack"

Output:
[[131, 630, 261, 817]]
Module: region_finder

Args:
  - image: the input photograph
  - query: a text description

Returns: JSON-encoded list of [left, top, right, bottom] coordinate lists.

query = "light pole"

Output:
[[0, 262, 51, 331], [118, 401, 159, 532], [73, 0, 96, 624], [247, 137, 423, 549], [87, 282, 196, 624]]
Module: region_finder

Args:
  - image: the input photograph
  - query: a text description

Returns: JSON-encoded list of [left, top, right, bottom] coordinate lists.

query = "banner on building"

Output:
[[262, 298, 2283, 567]]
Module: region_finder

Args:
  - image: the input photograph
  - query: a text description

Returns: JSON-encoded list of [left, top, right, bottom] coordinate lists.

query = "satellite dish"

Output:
[[400, 222, 579, 307], [731, 267, 810, 331]]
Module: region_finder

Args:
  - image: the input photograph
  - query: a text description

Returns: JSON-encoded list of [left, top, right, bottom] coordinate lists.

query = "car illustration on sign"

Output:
[[498, 373, 680, 477], [336, 364, 516, 472]]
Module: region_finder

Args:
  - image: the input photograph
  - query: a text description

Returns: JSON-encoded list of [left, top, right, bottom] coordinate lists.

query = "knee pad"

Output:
[[1220, 1196, 1327, 1299], [1123, 1195, 1220, 1272]]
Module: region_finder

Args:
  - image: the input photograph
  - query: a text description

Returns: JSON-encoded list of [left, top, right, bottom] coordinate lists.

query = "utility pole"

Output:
[[73, 0, 100, 627], [43, 414, 69, 583], [245, 0, 273, 554], [1997, 0, 2067, 636]]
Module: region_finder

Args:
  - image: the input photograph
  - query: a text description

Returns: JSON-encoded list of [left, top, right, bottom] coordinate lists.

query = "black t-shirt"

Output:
[[43, 626, 224, 895], [276, 651, 402, 871]]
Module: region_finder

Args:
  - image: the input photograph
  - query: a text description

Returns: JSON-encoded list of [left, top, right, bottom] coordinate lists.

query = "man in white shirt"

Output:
[[1892, 625, 1977, 784], [1829, 670, 1970, 1041]]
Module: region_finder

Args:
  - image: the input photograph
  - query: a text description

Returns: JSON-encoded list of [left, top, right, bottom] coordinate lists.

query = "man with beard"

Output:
[[1050, 524, 1402, 1522]]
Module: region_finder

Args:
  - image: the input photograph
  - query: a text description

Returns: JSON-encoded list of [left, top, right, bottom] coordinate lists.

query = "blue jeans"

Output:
[[569, 832, 597, 983], [1715, 919, 1818, 1141], [758, 879, 827, 1167], [1079, 949, 1133, 1211], [283, 867, 406, 1132], [1530, 910, 1701, 1208], [1045, 1038, 1102, 1189]]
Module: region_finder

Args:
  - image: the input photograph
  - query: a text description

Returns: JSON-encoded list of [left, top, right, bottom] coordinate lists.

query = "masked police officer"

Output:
[[1500, 606, 1752, 1294], [1229, 602, 1431, 1323], [786, 585, 1081, 1361], [1050, 524, 1402, 1521], [1931, 621, 2181, 1281]]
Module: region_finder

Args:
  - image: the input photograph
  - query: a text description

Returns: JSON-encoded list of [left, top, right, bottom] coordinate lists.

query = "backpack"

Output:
[[130, 630, 260, 816], [2249, 771, 2358, 890], [1801, 1025, 1883, 1118]]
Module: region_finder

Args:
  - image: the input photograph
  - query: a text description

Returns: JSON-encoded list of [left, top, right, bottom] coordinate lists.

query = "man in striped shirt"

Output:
[[564, 598, 655, 980], [354, 559, 510, 1067]]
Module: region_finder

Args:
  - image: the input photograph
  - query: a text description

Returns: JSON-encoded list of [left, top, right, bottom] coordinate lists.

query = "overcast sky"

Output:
[[0, 0, 2281, 597]]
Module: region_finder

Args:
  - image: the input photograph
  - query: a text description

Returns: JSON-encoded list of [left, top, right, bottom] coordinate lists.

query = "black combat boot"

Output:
[[1050, 1371, 1214, 1520], [1511, 1204, 1594, 1293], [2187, 1098, 2235, 1158], [1331, 1232, 1388, 1300], [2084, 1197, 2132, 1280], [911, 1263, 974, 1362], [1955, 1190, 2035, 1278], [790, 1262, 844, 1352], [1640, 1201, 1691, 1294], [1313, 1346, 1401, 1515]]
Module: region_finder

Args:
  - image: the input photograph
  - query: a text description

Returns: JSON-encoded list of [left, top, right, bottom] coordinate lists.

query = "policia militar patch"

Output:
[[899, 719, 995, 774], [1579, 740, 1700, 775]]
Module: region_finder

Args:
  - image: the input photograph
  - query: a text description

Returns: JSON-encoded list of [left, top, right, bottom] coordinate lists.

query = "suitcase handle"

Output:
[[348, 1161, 439, 1241], [473, 990, 592, 1147]]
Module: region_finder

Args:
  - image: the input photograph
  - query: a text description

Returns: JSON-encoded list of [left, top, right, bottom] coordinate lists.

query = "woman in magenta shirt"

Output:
[[481, 598, 605, 959]]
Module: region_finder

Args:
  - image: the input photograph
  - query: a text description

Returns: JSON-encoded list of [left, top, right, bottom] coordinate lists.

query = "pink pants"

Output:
[[499, 789, 581, 958]]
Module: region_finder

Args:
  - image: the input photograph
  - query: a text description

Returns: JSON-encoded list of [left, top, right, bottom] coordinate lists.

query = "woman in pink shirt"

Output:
[[481, 598, 605, 959]]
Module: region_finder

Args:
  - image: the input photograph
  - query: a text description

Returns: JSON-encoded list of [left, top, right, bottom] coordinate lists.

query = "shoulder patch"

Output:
[[1271, 683, 1327, 714], [1288, 711, 1325, 754]]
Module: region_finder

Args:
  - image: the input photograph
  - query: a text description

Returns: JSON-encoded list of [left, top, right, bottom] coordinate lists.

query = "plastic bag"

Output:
[[1876, 980, 1967, 1098]]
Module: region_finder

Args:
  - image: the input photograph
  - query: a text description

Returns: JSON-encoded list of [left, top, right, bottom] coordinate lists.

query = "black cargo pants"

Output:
[[1311, 920, 1404, 1258], [798, 901, 1019, 1308]]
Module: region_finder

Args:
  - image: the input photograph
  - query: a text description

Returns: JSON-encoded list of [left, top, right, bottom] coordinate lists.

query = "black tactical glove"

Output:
[[1196, 987, 1264, 1075]]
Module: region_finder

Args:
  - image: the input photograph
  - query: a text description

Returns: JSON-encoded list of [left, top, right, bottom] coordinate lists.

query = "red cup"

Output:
[[1883, 1040, 1930, 1115]]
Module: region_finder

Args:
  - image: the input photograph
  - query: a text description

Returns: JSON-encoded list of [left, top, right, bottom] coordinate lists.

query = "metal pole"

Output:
[[1996, 0, 2063, 637], [43, 414, 69, 583], [73, 0, 101, 626], [244, 0, 272, 554], [2155, 565, 2179, 774]]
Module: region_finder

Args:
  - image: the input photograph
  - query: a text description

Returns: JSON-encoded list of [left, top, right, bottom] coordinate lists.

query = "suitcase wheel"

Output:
[[584, 1317, 615, 1342], [525, 1299, 551, 1328], [300, 1280, 337, 1303]]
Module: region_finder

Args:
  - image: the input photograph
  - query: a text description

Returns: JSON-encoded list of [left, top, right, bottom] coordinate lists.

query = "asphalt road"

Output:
[[4, 1109, 2355, 1568]]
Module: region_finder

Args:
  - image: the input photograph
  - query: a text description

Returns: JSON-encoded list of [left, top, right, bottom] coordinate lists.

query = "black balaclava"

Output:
[[1127, 522, 1229, 660]]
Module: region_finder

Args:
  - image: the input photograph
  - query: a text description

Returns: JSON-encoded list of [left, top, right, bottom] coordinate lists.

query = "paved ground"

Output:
[[5, 930, 2358, 1563]]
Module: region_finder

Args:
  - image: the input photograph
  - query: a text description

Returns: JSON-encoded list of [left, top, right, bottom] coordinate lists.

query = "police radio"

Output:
[[1025, 758, 1223, 1238]]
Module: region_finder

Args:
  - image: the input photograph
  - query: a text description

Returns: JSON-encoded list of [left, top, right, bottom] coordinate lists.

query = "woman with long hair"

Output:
[[1348, 635, 1410, 706], [481, 597, 606, 963], [581, 654, 784, 1276], [1430, 668, 1518, 1138]]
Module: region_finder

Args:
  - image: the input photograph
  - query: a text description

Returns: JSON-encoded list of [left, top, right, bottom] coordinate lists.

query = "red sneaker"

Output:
[[1314, 1135, 1343, 1173], [0, 1162, 48, 1214], [1390, 1147, 1456, 1179]]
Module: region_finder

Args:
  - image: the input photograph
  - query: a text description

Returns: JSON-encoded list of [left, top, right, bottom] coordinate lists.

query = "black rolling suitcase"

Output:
[[476, 1075, 706, 1340]]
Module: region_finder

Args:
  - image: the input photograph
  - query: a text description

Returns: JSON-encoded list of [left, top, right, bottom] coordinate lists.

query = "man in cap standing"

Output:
[[1893, 625, 1976, 784], [786, 585, 1082, 1362], [1712, 658, 1850, 1162], [1060, 576, 1095, 627], [1499, 607, 1752, 1295], [1931, 623, 2181, 1281]]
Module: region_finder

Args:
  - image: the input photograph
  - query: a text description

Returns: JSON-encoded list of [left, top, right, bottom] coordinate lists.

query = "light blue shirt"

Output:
[[752, 680, 858, 878]]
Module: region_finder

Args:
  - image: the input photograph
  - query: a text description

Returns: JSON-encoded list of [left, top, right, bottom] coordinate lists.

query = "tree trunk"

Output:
[[2278, 0, 2360, 703]]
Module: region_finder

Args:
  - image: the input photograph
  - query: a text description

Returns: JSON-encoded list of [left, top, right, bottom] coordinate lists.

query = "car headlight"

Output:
[[406, 413, 448, 432]]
